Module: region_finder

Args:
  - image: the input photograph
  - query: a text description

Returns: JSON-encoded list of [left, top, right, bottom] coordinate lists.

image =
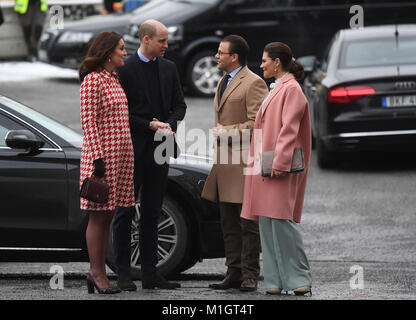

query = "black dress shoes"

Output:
[[86, 273, 121, 294], [239, 278, 257, 292], [142, 272, 181, 290], [209, 273, 243, 290], [117, 276, 137, 291], [293, 286, 312, 296]]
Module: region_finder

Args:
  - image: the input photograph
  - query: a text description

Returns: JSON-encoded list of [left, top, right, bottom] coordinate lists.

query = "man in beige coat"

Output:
[[201, 35, 268, 291]]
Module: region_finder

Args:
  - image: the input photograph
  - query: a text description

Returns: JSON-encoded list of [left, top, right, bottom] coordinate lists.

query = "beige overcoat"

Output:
[[201, 66, 268, 203]]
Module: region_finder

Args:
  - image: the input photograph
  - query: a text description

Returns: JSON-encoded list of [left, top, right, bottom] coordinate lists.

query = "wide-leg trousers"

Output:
[[259, 216, 312, 291]]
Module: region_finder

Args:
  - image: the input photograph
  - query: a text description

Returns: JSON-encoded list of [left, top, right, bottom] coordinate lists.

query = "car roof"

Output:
[[339, 24, 416, 42]]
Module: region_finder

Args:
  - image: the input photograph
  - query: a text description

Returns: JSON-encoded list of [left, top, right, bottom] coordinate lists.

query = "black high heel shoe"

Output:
[[86, 273, 122, 294], [293, 286, 312, 296]]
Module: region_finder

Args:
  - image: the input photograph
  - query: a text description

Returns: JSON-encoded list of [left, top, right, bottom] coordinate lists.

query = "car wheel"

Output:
[[186, 50, 224, 97], [317, 137, 336, 169], [106, 195, 196, 280]]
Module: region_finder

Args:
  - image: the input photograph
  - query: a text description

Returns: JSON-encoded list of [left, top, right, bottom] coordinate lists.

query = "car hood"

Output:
[[58, 13, 133, 34], [171, 154, 213, 175], [128, 0, 215, 26], [328, 64, 416, 86]]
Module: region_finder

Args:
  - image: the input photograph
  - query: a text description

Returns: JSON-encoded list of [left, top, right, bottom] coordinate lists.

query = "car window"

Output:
[[234, 0, 353, 8], [0, 97, 83, 148], [340, 37, 416, 68], [320, 33, 337, 72], [0, 112, 52, 148]]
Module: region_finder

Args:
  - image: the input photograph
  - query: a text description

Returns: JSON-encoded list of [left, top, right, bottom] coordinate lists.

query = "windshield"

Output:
[[0, 96, 83, 148], [132, 0, 217, 13], [340, 37, 416, 68]]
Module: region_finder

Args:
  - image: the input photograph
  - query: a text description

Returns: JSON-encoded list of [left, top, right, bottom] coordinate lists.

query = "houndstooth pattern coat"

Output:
[[80, 70, 135, 211]]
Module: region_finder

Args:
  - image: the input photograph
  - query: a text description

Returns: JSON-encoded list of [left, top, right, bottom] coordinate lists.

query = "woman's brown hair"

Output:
[[264, 42, 305, 81], [78, 31, 122, 82]]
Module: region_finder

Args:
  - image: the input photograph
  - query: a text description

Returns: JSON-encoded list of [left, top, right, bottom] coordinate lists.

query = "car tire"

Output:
[[317, 137, 336, 169], [186, 50, 223, 97], [106, 195, 197, 280]]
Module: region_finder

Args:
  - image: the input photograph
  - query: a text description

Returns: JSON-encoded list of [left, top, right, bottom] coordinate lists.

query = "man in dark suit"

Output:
[[113, 19, 186, 291]]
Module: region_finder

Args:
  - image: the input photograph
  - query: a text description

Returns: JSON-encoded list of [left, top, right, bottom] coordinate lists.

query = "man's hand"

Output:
[[149, 118, 174, 135], [212, 123, 227, 137]]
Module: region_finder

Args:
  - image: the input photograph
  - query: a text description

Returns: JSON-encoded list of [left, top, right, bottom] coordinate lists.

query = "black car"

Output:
[[39, 0, 416, 96], [301, 24, 416, 168], [0, 95, 223, 279]]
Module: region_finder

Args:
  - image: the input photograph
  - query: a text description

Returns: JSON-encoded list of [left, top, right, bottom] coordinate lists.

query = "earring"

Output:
[[108, 58, 111, 62]]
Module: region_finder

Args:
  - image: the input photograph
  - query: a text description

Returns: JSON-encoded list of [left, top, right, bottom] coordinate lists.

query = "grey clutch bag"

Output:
[[260, 147, 304, 178]]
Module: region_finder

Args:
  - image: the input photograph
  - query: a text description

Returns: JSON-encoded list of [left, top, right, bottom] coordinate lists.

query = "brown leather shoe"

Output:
[[117, 276, 137, 291], [209, 273, 242, 290], [239, 278, 258, 292]]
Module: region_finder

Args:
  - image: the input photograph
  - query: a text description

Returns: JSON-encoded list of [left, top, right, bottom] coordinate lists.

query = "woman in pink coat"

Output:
[[241, 42, 312, 296], [79, 32, 135, 294]]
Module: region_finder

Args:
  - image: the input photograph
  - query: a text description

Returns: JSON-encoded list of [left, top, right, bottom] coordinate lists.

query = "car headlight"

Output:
[[167, 25, 183, 43], [58, 31, 94, 44], [40, 32, 51, 43]]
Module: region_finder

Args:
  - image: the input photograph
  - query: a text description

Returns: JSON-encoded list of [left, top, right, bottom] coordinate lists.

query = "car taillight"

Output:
[[328, 86, 375, 103]]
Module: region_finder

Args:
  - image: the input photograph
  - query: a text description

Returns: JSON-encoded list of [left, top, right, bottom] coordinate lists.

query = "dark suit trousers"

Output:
[[219, 202, 260, 280], [113, 140, 169, 276]]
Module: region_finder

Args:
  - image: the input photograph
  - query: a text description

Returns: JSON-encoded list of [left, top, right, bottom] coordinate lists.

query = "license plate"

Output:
[[382, 95, 416, 108]]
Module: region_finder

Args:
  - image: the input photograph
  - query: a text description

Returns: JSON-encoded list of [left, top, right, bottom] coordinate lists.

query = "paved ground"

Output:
[[0, 259, 414, 300], [0, 62, 415, 304]]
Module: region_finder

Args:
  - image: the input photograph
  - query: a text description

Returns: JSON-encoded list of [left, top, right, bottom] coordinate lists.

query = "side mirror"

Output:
[[5, 130, 45, 150], [297, 56, 317, 74]]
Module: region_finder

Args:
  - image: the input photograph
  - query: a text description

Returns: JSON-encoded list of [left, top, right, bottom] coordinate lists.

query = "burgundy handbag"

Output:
[[80, 176, 110, 203]]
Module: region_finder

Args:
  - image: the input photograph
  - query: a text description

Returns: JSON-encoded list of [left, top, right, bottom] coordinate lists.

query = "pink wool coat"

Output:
[[80, 70, 135, 211], [240, 73, 311, 223]]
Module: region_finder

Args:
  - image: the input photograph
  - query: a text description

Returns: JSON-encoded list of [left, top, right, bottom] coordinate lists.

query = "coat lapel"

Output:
[[217, 66, 248, 111], [261, 73, 295, 118]]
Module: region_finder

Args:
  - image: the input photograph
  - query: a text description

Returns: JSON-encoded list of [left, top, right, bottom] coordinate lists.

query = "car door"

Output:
[[223, 0, 350, 72], [0, 111, 68, 248], [305, 33, 338, 139]]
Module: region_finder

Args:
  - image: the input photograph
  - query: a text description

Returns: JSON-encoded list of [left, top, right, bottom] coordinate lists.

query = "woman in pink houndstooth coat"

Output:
[[79, 31, 135, 294]]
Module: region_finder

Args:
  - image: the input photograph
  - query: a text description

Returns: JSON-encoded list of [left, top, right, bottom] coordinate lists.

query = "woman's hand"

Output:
[[93, 158, 105, 178], [270, 169, 287, 178]]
